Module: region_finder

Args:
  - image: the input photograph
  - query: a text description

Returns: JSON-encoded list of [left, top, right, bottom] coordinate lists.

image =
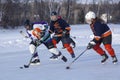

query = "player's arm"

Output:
[[49, 22, 54, 34], [61, 19, 71, 36]]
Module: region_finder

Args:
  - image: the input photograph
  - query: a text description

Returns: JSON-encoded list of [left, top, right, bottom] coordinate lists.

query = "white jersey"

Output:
[[32, 23, 51, 43], [26, 22, 47, 39], [26, 30, 37, 41], [33, 24, 47, 31]]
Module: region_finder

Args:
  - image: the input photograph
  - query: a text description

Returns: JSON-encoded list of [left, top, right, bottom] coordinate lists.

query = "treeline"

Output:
[[0, 0, 120, 28]]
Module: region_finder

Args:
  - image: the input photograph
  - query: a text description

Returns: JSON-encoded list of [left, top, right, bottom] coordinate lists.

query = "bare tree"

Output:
[[0, 0, 119, 28]]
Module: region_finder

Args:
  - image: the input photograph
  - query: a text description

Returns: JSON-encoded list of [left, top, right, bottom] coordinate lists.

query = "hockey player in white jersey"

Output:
[[23, 20, 67, 65], [22, 20, 41, 65]]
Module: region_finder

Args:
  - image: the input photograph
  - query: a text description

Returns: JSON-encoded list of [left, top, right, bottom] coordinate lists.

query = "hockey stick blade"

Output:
[[21, 54, 35, 69], [24, 64, 29, 68], [19, 64, 29, 69]]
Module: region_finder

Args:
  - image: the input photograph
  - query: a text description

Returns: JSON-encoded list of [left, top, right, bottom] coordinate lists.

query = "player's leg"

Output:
[[62, 37, 75, 58], [69, 37, 76, 48], [93, 43, 108, 63], [50, 37, 61, 59], [44, 39, 67, 62], [29, 41, 40, 65], [103, 35, 118, 63]]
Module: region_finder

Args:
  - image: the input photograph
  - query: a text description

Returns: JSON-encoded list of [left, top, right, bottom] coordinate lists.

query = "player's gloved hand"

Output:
[[24, 36, 29, 38], [87, 41, 96, 49], [50, 33, 58, 38], [34, 39, 42, 46], [62, 30, 69, 37], [62, 30, 67, 35], [20, 30, 23, 33], [53, 35, 59, 37]]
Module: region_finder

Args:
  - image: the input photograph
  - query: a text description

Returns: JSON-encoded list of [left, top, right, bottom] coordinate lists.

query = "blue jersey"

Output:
[[50, 18, 70, 35], [91, 21, 111, 40]]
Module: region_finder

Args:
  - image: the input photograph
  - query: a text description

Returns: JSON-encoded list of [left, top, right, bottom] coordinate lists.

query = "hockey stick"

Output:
[[20, 54, 35, 69], [19, 30, 32, 69], [23, 54, 35, 68], [70, 36, 76, 39], [20, 47, 37, 69], [20, 40, 42, 69], [66, 48, 88, 69], [20, 31, 29, 38]]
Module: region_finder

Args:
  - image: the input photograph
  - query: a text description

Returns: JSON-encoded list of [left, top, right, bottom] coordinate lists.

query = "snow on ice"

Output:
[[0, 24, 120, 80]]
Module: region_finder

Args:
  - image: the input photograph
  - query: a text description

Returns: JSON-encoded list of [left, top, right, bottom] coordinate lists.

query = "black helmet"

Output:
[[51, 11, 57, 16], [24, 19, 30, 26], [24, 19, 33, 30]]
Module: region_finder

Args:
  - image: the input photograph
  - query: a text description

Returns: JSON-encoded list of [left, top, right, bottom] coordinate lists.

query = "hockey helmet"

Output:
[[51, 11, 57, 16], [50, 11, 58, 21], [24, 19, 33, 30], [85, 11, 96, 24]]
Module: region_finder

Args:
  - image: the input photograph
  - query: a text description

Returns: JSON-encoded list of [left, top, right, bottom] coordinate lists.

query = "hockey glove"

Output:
[[62, 30, 69, 37], [53, 35, 59, 38], [87, 41, 96, 49], [34, 39, 42, 46], [52, 34, 62, 38]]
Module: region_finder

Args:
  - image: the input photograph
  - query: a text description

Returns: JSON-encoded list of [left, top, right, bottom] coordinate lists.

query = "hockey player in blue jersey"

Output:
[[85, 11, 118, 64], [49, 11, 76, 59], [23, 20, 67, 65]]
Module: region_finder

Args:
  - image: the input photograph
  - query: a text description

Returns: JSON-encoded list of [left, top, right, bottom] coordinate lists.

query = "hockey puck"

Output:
[[20, 67, 23, 69], [66, 66, 70, 69]]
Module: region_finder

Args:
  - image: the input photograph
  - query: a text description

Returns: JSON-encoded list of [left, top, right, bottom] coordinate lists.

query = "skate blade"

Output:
[[49, 58, 58, 61], [101, 62, 106, 65], [113, 62, 118, 65], [101, 60, 109, 65], [30, 63, 40, 66]]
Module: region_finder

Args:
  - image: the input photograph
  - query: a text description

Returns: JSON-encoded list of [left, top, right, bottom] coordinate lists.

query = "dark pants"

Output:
[[93, 34, 115, 57]]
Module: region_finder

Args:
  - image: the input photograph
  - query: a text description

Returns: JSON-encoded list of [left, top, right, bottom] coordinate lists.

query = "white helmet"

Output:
[[85, 11, 96, 24]]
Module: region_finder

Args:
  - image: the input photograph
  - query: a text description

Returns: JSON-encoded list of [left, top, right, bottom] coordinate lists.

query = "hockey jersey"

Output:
[[49, 18, 71, 36], [91, 21, 112, 41], [26, 21, 50, 42], [31, 22, 51, 43]]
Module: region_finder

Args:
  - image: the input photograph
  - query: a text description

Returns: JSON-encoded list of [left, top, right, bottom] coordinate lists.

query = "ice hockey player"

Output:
[[49, 11, 76, 59], [85, 11, 118, 64], [23, 19, 40, 65], [24, 20, 67, 65]]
